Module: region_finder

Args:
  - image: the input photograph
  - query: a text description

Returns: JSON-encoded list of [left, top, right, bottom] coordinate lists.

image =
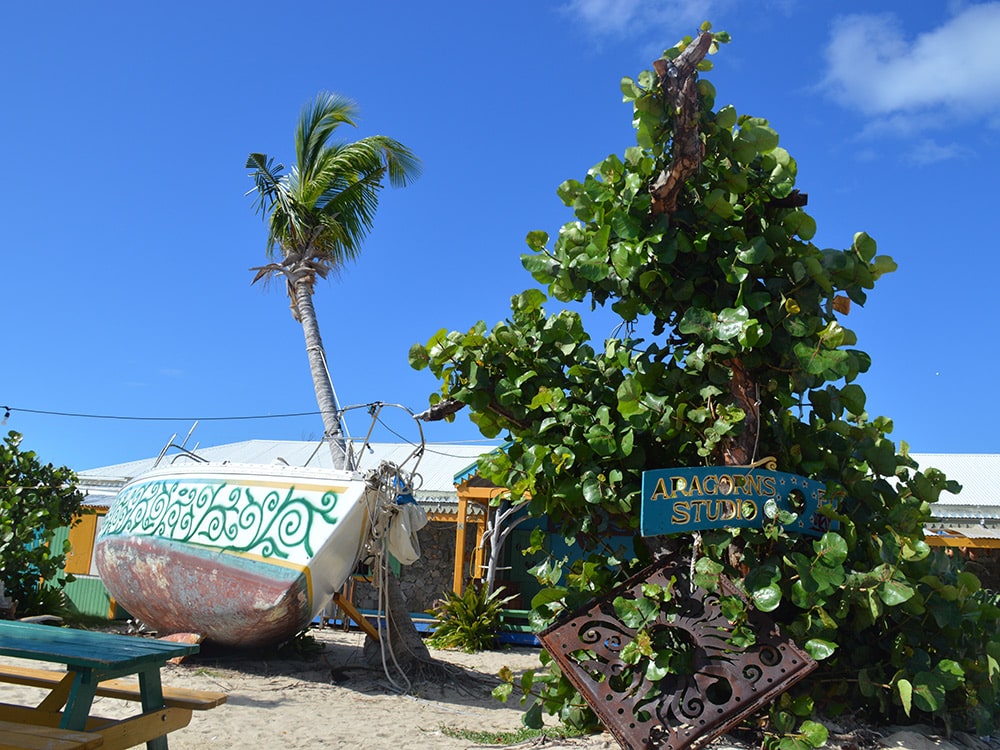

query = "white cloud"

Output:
[[823, 3, 1000, 118], [906, 138, 970, 165], [562, 0, 722, 38]]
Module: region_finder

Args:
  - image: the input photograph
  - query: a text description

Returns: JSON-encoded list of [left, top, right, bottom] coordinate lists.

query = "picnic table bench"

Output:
[[0, 621, 226, 750], [0, 718, 103, 749]]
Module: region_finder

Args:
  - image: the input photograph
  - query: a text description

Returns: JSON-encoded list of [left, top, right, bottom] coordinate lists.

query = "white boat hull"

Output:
[[95, 462, 374, 647]]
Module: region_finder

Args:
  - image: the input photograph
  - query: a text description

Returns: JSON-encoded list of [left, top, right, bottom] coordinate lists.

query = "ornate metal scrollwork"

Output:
[[537, 556, 817, 750]]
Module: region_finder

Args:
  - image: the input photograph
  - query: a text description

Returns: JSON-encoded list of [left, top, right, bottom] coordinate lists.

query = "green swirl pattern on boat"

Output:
[[99, 478, 343, 563]]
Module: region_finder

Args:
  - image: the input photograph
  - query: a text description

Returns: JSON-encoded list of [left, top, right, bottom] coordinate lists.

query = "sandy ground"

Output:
[[0, 625, 993, 750]]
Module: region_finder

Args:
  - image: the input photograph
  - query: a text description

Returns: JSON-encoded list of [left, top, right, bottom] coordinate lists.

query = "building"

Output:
[[913, 453, 1000, 588], [63, 445, 1000, 621]]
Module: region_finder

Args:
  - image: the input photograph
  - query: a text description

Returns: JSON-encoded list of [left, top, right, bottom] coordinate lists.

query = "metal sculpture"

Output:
[[537, 556, 817, 750]]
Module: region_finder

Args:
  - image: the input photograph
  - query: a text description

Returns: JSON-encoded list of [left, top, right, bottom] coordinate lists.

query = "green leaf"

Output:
[[620, 76, 642, 101], [524, 701, 544, 729], [585, 423, 617, 456], [935, 659, 965, 691], [852, 231, 877, 262], [737, 237, 770, 264], [897, 678, 913, 715], [582, 475, 603, 504], [715, 307, 749, 341], [814, 532, 848, 567], [839, 384, 866, 415], [679, 308, 715, 340], [716, 105, 737, 131], [872, 255, 898, 277], [804, 639, 837, 660], [799, 720, 829, 748], [752, 583, 782, 612], [783, 211, 816, 240], [526, 230, 549, 252], [789, 695, 814, 717], [704, 188, 735, 218], [879, 579, 915, 606], [912, 673, 946, 713]]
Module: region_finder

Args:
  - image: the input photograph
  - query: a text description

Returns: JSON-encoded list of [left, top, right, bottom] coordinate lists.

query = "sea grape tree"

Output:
[[411, 25, 1000, 737], [0, 431, 86, 615]]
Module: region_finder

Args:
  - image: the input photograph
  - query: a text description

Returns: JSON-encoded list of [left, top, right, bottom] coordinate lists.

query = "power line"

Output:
[[1, 405, 502, 451], [2, 405, 321, 423]]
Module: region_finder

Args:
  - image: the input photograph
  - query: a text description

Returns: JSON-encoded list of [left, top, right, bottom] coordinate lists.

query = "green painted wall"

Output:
[[50, 525, 127, 620]]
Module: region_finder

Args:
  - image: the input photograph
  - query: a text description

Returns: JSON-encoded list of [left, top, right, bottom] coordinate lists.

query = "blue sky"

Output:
[[3, 1, 998, 472]]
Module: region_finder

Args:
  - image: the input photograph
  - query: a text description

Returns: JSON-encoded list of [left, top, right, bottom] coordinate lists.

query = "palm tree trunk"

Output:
[[293, 277, 435, 678], [373, 570, 434, 671], [293, 279, 351, 470]]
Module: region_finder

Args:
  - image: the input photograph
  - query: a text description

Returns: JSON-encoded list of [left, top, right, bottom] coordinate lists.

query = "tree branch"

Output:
[[649, 31, 715, 216]]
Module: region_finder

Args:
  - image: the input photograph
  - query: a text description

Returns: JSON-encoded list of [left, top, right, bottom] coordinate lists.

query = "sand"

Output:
[[0, 626, 615, 749], [0, 625, 992, 750]]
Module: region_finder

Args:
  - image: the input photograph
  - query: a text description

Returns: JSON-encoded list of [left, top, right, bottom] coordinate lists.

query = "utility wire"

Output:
[[2, 405, 321, 423], [2, 405, 501, 449]]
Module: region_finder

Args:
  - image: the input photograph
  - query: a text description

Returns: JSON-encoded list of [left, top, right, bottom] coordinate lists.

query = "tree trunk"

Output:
[[291, 276, 436, 681], [364, 568, 433, 673], [722, 358, 760, 467], [292, 279, 351, 470]]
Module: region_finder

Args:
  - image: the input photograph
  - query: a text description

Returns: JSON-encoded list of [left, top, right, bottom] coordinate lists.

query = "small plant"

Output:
[[272, 630, 325, 658], [440, 724, 587, 744], [426, 582, 515, 653]]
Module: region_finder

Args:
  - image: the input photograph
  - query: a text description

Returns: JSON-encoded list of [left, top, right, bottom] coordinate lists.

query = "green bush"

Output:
[[426, 583, 515, 653], [0, 431, 87, 615]]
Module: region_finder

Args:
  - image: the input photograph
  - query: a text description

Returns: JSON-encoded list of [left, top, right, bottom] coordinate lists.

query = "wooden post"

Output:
[[331, 592, 380, 641], [452, 494, 469, 594], [471, 511, 487, 582]]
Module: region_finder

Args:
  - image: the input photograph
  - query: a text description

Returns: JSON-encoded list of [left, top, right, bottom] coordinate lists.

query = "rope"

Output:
[[362, 461, 415, 694]]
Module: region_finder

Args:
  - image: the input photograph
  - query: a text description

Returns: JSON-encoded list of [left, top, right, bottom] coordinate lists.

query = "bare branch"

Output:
[[649, 31, 715, 216]]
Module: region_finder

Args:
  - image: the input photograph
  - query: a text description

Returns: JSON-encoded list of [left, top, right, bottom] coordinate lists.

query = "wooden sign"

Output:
[[640, 464, 835, 537]]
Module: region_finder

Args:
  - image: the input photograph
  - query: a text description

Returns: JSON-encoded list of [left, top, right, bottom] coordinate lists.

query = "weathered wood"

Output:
[[0, 621, 199, 670], [0, 718, 102, 750], [649, 31, 715, 216], [0, 665, 225, 711], [89, 708, 191, 750], [0, 702, 193, 750], [331, 593, 379, 642]]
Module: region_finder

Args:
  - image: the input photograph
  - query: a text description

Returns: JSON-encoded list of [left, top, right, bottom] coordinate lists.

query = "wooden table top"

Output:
[[0, 620, 199, 671]]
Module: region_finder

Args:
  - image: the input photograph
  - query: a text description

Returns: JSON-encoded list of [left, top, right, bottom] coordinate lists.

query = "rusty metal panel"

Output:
[[538, 557, 817, 750]]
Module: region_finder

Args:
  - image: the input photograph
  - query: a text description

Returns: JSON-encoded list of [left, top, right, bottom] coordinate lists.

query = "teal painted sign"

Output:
[[640, 466, 836, 537]]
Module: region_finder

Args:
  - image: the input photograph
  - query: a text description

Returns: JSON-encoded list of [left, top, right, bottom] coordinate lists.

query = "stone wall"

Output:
[[351, 520, 482, 614]]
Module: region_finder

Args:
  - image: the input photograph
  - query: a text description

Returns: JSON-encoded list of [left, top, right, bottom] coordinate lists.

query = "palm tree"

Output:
[[247, 95, 436, 677], [246, 92, 421, 470]]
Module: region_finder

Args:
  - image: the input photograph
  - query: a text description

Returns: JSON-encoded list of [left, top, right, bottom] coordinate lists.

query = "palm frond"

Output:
[[296, 92, 357, 184], [370, 136, 422, 188], [248, 91, 420, 274]]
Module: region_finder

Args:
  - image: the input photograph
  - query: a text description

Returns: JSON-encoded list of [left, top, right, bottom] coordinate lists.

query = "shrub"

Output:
[[426, 583, 515, 653], [0, 431, 87, 615]]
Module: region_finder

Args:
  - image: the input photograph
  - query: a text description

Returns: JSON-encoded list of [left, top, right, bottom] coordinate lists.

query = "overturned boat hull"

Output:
[[95, 462, 375, 647]]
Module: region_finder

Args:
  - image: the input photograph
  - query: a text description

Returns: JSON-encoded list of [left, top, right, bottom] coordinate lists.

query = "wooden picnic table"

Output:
[[0, 620, 222, 750]]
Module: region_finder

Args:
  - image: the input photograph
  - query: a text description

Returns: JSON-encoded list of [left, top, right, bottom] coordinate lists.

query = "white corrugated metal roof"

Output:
[[77, 439, 493, 499], [910, 454, 1000, 506], [910, 453, 1000, 525]]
